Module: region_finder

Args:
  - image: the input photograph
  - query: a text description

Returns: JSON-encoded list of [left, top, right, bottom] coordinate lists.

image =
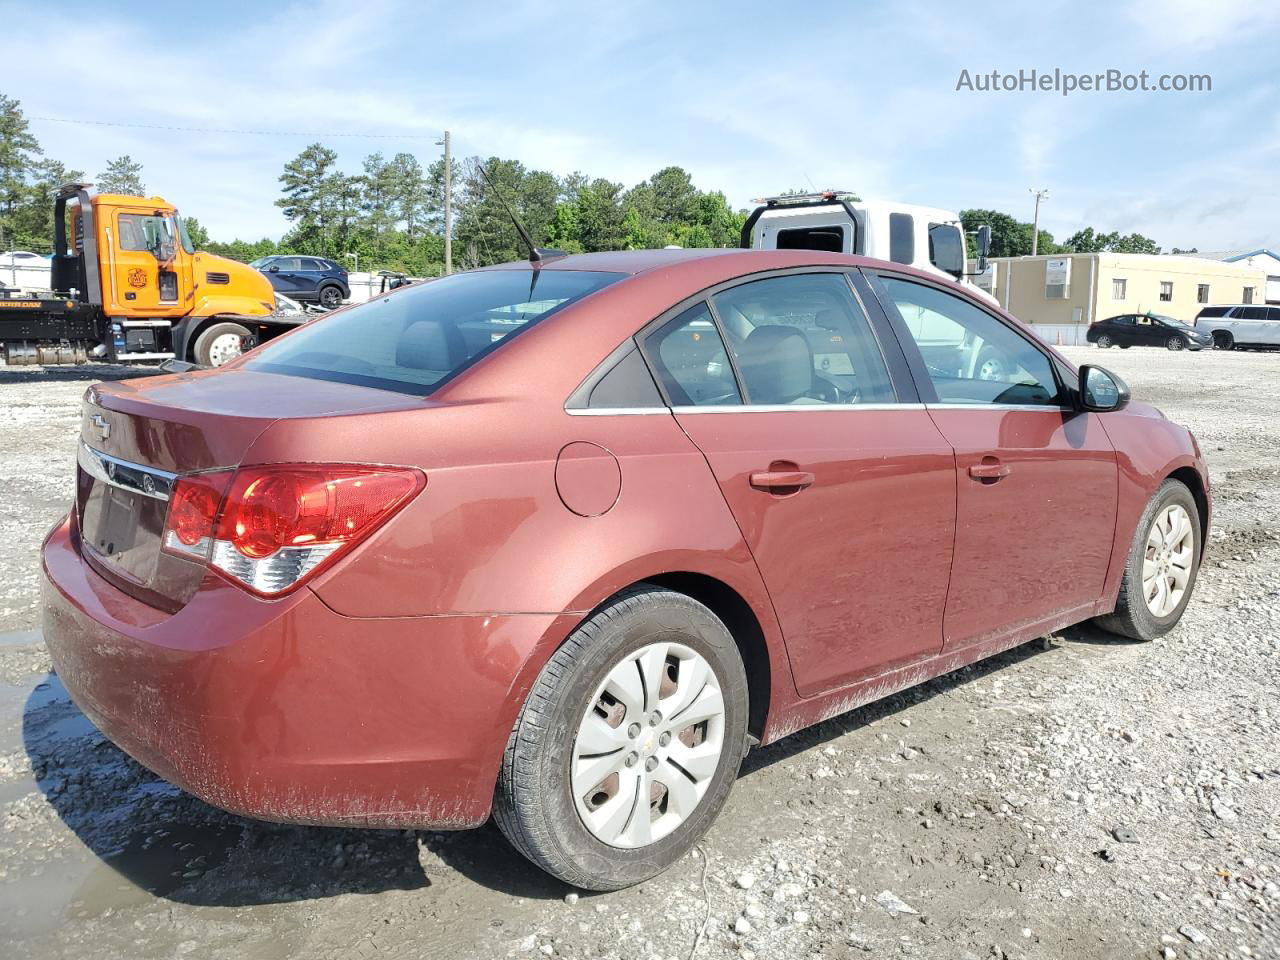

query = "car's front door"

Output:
[[641, 271, 957, 697], [1134, 314, 1165, 346], [870, 273, 1119, 650], [268, 257, 305, 295]]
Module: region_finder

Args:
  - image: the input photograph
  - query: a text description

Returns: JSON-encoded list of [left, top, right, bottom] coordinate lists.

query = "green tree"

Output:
[[574, 178, 626, 252], [97, 155, 145, 195], [276, 143, 340, 253], [1064, 226, 1160, 255], [960, 208, 1059, 257], [0, 93, 43, 247], [181, 215, 211, 249], [8, 159, 84, 250]]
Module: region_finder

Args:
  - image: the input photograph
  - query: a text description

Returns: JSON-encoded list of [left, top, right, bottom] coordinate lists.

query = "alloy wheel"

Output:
[[1143, 503, 1194, 617], [572, 641, 725, 849], [1168, 337, 1184, 351], [1097, 335, 1112, 348]]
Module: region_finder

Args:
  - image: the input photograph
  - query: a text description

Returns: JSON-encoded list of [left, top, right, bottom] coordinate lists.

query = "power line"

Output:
[[31, 115, 441, 140]]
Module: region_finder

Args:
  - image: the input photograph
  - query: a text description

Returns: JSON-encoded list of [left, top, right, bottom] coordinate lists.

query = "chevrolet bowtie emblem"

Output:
[[91, 413, 110, 441]]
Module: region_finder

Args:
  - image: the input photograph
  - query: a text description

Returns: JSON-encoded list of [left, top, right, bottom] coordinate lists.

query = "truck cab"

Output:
[[1, 184, 285, 367], [741, 192, 992, 301]]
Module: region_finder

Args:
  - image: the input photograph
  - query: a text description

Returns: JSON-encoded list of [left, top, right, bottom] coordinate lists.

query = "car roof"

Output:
[[478, 247, 928, 278]]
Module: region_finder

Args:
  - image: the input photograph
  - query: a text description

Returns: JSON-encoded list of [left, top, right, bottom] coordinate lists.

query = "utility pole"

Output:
[[437, 131, 452, 275], [1029, 188, 1049, 256]]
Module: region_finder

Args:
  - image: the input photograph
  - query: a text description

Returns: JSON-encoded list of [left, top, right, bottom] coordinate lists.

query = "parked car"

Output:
[[43, 249, 1209, 891], [250, 255, 349, 308], [1193, 304, 1280, 350], [1086, 312, 1214, 351]]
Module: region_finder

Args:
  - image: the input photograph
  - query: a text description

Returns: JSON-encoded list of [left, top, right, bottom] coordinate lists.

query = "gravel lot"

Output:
[[1, 346, 1277, 960]]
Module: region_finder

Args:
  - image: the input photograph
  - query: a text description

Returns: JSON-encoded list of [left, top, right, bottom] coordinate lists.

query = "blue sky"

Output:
[[8, 0, 1278, 251]]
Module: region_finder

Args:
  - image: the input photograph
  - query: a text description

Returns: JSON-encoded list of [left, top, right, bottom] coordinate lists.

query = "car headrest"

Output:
[[740, 325, 813, 404], [814, 308, 844, 331], [396, 320, 467, 372]]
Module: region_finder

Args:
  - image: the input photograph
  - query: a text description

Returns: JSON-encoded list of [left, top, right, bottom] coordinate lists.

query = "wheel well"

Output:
[[1168, 467, 1209, 552], [622, 573, 771, 741], [1213, 330, 1233, 344]]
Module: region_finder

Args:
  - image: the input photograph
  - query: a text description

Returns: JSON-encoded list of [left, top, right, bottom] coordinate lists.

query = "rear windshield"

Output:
[[244, 269, 623, 395]]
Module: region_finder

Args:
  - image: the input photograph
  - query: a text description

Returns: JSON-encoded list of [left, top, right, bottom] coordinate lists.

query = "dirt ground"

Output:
[[1, 346, 1277, 960]]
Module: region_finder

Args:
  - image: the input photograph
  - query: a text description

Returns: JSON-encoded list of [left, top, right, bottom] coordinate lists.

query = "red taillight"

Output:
[[163, 464, 424, 596], [164, 471, 234, 554]]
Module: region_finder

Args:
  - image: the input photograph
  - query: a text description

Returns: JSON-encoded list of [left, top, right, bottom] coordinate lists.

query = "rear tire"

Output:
[[1093, 479, 1201, 641], [193, 321, 252, 367], [493, 585, 749, 891], [318, 284, 344, 309], [1095, 334, 1113, 348]]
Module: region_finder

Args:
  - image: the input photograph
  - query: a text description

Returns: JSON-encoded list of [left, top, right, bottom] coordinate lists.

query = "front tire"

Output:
[[494, 586, 749, 890], [1094, 479, 1201, 641], [1213, 332, 1235, 351], [193, 321, 252, 367]]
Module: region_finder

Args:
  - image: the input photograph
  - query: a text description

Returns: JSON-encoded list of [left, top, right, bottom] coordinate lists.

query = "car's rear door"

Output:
[[640, 270, 957, 698], [867, 271, 1118, 650]]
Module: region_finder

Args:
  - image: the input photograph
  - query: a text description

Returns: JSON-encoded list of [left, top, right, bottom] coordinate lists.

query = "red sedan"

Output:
[[41, 249, 1209, 890]]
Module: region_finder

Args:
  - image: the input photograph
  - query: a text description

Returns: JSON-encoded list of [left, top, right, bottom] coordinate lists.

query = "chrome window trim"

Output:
[[925, 403, 1076, 413], [77, 440, 177, 501], [670, 403, 927, 415], [564, 407, 669, 416]]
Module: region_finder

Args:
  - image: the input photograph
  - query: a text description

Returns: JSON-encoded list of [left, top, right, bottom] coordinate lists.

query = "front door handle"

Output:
[[750, 470, 815, 490], [968, 460, 1011, 481]]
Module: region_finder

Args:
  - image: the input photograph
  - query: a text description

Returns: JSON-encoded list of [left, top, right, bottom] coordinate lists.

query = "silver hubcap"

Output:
[[207, 333, 243, 367], [1169, 338, 1182, 350], [572, 641, 725, 849], [1143, 504, 1194, 617]]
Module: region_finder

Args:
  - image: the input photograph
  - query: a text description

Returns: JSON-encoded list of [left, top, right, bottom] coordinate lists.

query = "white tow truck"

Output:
[[741, 191, 992, 300]]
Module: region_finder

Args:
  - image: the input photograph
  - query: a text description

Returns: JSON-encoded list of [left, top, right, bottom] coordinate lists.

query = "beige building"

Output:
[[976, 253, 1267, 344]]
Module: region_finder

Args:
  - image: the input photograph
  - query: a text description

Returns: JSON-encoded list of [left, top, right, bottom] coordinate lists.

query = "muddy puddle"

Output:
[[0, 632, 243, 942]]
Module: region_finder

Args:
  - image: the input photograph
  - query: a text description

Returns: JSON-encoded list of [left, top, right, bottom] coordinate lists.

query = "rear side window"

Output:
[[303, 258, 329, 271], [712, 273, 895, 405], [1239, 306, 1269, 320], [245, 269, 622, 396], [775, 226, 846, 253], [645, 303, 741, 406], [889, 213, 914, 265], [1196, 306, 1230, 319]]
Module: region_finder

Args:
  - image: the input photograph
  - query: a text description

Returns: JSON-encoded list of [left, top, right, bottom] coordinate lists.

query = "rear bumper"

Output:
[[41, 514, 571, 829]]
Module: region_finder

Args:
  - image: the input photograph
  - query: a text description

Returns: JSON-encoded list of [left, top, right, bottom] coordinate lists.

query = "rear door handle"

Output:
[[968, 461, 1010, 481], [750, 470, 815, 490]]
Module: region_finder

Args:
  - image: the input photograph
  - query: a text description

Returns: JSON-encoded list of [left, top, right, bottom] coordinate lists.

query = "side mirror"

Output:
[[975, 224, 991, 274], [1078, 364, 1130, 412]]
